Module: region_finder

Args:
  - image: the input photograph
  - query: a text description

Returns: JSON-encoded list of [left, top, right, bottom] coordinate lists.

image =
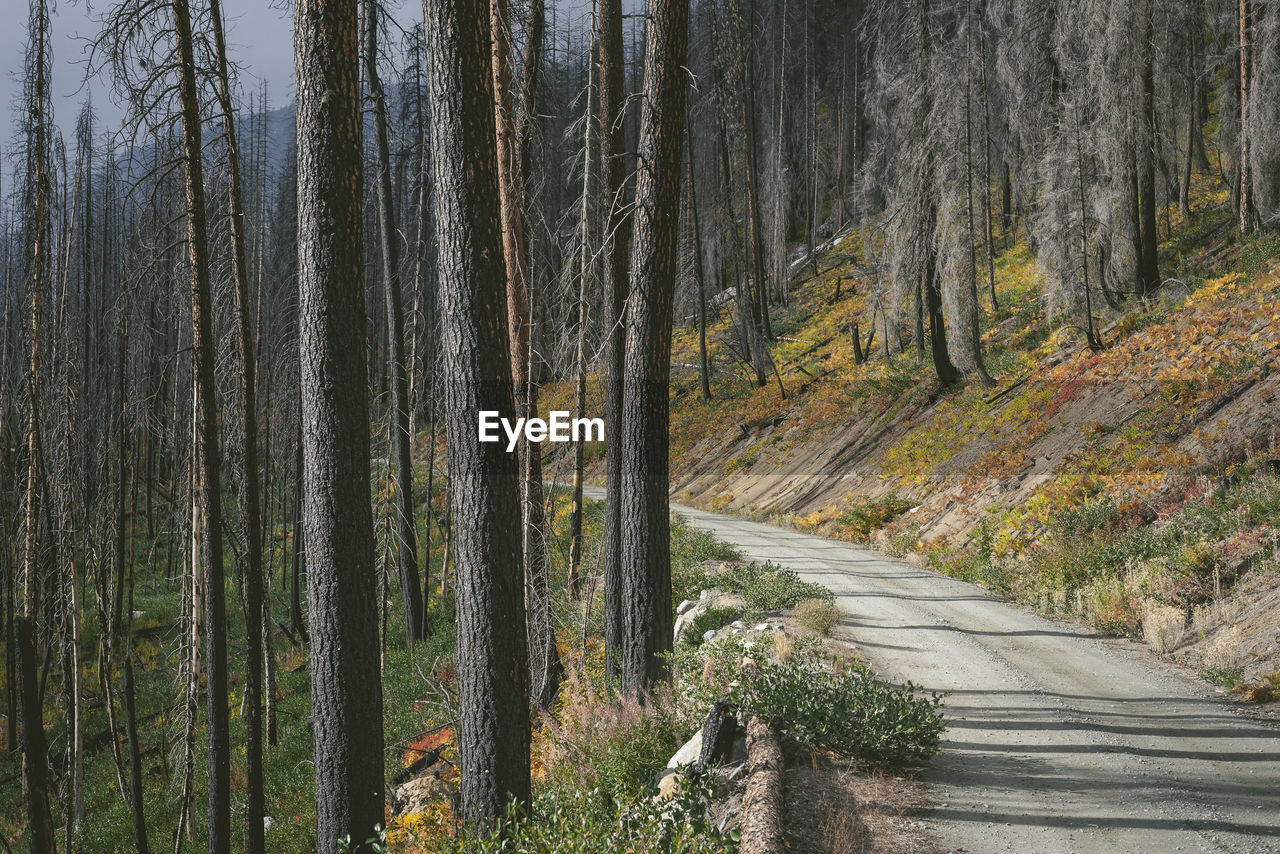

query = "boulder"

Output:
[[673, 589, 748, 644], [392, 774, 454, 817], [667, 729, 704, 770], [655, 769, 683, 802]]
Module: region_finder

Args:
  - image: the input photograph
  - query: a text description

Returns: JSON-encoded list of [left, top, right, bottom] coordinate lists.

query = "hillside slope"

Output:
[[621, 203, 1280, 693]]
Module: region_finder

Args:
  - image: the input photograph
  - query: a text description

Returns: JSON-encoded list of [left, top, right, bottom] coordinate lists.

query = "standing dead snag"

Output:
[[598, 0, 631, 681], [296, 0, 386, 849], [206, 0, 267, 847], [424, 0, 531, 823], [364, 0, 425, 646], [170, 0, 233, 849], [568, 2, 598, 600], [17, 4, 54, 837], [490, 0, 562, 709], [618, 0, 689, 695], [17, 617, 54, 853]]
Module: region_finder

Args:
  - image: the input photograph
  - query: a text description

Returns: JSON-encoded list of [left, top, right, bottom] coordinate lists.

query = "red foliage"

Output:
[[403, 727, 454, 768]]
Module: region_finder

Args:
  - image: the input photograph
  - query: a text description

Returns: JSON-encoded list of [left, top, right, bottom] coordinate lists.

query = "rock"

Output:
[[703, 629, 718, 643], [655, 769, 683, 802], [677, 599, 696, 616], [675, 589, 750, 644], [753, 623, 770, 632], [731, 620, 746, 629], [667, 729, 705, 769], [393, 774, 454, 817]]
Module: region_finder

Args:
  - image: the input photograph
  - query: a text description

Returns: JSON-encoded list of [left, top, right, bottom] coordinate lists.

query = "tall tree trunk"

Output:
[[569, 11, 598, 600], [1180, 65, 1196, 220], [170, 2, 231, 849], [424, 0, 532, 822], [736, 1, 771, 346], [619, 0, 689, 696], [289, 423, 307, 644], [964, 1, 991, 385], [1137, 0, 1161, 299], [296, 1, 385, 849], [978, 0, 998, 312], [1238, 0, 1255, 235], [1076, 107, 1102, 351], [687, 114, 713, 401], [923, 240, 960, 387], [124, 652, 150, 854], [364, 0, 425, 645], [598, 0, 632, 681], [206, 2, 267, 847], [490, 0, 561, 709], [22, 0, 51, 626], [918, 0, 959, 387], [17, 617, 54, 853]]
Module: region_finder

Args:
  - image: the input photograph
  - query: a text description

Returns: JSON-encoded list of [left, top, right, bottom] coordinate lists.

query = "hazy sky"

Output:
[[0, 0, 427, 158]]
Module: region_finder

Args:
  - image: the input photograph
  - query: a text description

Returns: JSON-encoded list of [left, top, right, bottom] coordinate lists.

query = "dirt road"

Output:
[[657, 497, 1280, 853]]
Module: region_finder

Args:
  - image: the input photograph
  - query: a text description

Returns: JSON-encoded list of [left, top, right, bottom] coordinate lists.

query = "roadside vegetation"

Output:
[[625, 172, 1280, 693]]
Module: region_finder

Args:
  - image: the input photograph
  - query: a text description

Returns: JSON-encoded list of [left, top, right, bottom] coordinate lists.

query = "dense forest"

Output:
[[1, 0, 1278, 851]]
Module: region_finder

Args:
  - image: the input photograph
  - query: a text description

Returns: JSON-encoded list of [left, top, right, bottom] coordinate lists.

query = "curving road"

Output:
[[619, 492, 1280, 853]]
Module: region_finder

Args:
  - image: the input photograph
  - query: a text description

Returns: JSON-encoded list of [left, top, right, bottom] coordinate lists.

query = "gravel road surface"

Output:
[[634, 494, 1280, 853]]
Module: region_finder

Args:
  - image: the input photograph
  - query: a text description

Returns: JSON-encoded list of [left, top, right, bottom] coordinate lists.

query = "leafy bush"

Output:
[[544, 673, 689, 804], [681, 606, 742, 646], [720, 562, 833, 612], [671, 515, 741, 575], [839, 493, 916, 539], [734, 650, 944, 766], [670, 516, 741, 605], [793, 598, 842, 636], [434, 776, 733, 853]]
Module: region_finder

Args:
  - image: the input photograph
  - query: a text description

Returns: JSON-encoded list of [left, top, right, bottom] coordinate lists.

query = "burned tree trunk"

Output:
[[599, 0, 632, 681], [618, 0, 689, 695], [17, 617, 54, 853], [424, 0, 531, 822], [490, 0, 561, 708], [206, 0, 267, 847], [170, 0, 231, 848], [296, 0, 385, 848], [364, 0, 424, 645]]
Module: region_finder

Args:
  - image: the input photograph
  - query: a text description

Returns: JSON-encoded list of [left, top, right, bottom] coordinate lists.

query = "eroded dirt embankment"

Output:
[[635, 267, 1280, 688]]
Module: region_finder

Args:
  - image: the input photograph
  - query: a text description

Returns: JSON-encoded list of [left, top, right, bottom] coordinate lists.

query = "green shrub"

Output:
[[681, 606, 743, 646], [734, 649, 944, 766], [670, 516, 741, 606], [545, 674, 689, 804], [720, 562, 833, 612], [839, 493, 916, 539], [1200, 664, 1244, 690], [441, 777, 733, 853], [793, 598, 842, 636]]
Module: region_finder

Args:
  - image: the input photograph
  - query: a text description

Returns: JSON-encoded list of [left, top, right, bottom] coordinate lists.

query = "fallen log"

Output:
[[739, 716, 785, 854]]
